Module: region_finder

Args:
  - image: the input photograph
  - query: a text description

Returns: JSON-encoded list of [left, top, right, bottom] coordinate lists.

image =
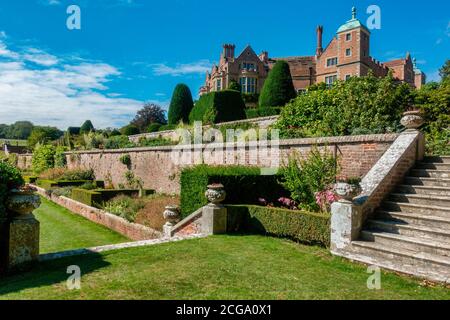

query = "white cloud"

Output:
[[151, 60, 211, 77], [0, 37, 147, 129]]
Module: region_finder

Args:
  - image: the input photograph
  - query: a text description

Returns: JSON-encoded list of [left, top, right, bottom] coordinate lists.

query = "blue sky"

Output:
[[0, 0, 448, 129]]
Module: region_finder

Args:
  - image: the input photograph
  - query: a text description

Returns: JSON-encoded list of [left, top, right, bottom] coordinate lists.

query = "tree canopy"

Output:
[[131, 103, 166, 132]]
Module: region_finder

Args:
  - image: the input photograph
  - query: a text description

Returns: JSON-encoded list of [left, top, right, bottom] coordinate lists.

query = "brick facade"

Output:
[[201, 7, 426, 95]]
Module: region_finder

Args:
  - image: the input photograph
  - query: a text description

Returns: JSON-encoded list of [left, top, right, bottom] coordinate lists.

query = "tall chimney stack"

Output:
[[316, 25, 323, 56]]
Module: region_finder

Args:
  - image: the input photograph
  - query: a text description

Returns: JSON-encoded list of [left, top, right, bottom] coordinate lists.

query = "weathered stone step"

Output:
[[360, 230, 450, 257], [347, 241, 450, 283], [376, 210, 450, 229], [367, 219, 450, 243], [396, 185, 450, 196], [423, 156, 450, 164], [410, 169, 450, 179], [382, 201, 450, 217], [404, 177, 450, 188], [416, 162, 450, 170], [389, 193, 450, 207]]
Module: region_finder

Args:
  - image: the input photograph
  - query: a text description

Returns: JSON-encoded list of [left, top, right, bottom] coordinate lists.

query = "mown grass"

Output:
[[0, 235, 448, 300], [0, 139, 27, 146], [34, 197, 129, 254]]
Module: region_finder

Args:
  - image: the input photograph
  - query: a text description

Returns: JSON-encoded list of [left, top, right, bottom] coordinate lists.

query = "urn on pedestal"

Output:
[[205, 184, 226, 206], [401, 109, 424, 131]]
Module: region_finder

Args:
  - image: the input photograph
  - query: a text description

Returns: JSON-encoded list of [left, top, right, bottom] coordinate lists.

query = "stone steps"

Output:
[[410, 169, 450, 179], [423, 156, 450, 164], [381, 201, 450, 217], [389, 193, 450, 207], [396, 185, 450, 196], [376, 210, 450, 229], [336, 157, 450, 283], [367, 219, 450, 243], [403, 177, 450, 187], [360, 230, 450, 257], [416, 162, 450, 170], [347, 241, 450, 283]]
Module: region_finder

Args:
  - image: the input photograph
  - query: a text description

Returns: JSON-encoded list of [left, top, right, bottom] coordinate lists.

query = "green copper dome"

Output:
[[337, 7, 370, 33]]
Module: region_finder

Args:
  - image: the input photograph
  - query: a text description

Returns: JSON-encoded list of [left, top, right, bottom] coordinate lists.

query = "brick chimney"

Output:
[[259, 51, 269, 64], [222, 44, 236, 59], [316, 25, 323, 56]]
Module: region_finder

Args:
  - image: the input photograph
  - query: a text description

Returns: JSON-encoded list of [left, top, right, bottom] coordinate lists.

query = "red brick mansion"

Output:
[[199, 7, 426, 96]]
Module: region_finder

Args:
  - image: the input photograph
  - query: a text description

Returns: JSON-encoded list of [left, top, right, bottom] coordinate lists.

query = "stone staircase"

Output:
[[344, 156, 450, 283]]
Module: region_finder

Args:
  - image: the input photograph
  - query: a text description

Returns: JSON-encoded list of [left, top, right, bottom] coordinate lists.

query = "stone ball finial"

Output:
[[205, 184, 226, 206], [401, 109, 424, 130]]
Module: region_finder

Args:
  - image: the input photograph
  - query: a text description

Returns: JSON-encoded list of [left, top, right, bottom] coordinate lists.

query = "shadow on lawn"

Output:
[[0, 253, 110, 296]]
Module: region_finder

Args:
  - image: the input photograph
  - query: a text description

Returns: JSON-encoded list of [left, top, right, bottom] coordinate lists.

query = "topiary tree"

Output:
[[80, 120, 95, 134], [228, 80, 241, 92], [259, 60, 297, 108], [168, 84, 194, 125], [189, 90, 247, 124], [120, 125, 140, 136]]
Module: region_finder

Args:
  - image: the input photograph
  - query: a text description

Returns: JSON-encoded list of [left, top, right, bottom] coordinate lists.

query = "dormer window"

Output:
[[346, 33, 352, 41]]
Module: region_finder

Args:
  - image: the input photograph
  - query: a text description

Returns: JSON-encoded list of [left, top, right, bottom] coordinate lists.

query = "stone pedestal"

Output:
[[202, 204, 227, 235], [330, 201, 362, 252], [6, 215, 40, 270], [0, 218, 8, 273]]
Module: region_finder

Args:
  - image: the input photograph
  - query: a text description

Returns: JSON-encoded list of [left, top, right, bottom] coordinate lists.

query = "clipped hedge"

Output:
[[245, 107, 282, 119], [37, 179, 103, 190], [227, 205, 330, 247], [189, 90, 247, 124], [180, 165, 289, 217], [71, 188, 155, 207]]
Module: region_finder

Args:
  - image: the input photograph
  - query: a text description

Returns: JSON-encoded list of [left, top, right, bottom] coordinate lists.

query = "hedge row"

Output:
[[189, 90, 247, 124], [245, 107, 282, 119], [227, 205, 330, 247], [71, 188, 155, 207], [36, 179, 104, 190], [180, 165, 289, 217]]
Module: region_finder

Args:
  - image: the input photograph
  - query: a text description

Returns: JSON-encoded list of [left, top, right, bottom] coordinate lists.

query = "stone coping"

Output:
[[64, 133, 399, 155]]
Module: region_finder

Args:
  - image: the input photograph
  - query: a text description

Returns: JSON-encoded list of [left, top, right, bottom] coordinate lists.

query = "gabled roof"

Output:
[[236, 45, 260, 60]]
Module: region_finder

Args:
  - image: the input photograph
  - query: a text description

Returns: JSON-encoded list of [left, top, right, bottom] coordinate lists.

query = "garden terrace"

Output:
[[0, 236, 448, 300], [49, 133, 399, 195]]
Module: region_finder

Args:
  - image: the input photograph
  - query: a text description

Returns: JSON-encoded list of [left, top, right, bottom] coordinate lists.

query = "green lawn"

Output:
[[0, 139, 27, 147], [35, 197, 129, 254], [0, 235, 448, 300]]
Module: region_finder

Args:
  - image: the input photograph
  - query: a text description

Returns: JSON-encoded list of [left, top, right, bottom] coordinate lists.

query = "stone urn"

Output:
[[401, 110, 424, 130], [163, 205, 180, 226], [6, 186, 41, 219], [205, 184, 226, 206], [334, 182, 362, 203]]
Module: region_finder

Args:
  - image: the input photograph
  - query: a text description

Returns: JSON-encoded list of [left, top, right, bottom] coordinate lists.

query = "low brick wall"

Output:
[[34, 186, 162, 241], [65, 134, 398, 194]]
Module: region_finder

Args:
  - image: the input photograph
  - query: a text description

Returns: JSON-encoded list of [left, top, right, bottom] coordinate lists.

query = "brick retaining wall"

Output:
[[34, 186, 162, 241], [64, 134, 398, 194]]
